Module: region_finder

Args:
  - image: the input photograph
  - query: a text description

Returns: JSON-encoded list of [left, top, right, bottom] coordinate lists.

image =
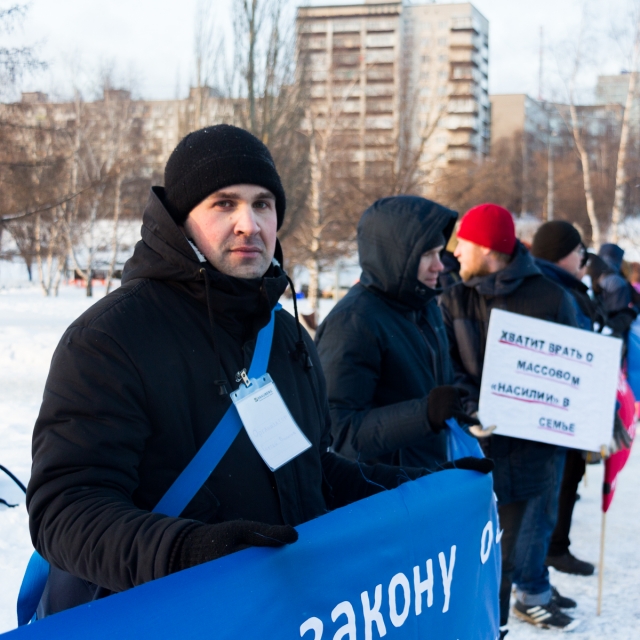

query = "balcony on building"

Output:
[[448, 98, 479, 116], [450, 16, 479, 34], [445, 114, 480, 132], [449, 31, 480, 51]]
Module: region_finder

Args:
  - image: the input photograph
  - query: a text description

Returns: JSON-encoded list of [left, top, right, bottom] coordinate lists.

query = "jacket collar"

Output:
[[464, 241, 541, 298], [534, 258, 588, 294]]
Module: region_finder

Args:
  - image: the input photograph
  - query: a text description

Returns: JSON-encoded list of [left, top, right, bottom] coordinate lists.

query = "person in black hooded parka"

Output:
[[315, 196, 476, 469], [27, 127, 492, 618]]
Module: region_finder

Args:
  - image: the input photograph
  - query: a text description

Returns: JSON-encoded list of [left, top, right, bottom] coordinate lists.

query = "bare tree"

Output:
[[554, 5, 602, 247], [296, 78, 361, 313], [231, 0, 309, 242], [0, 4, 46, 98], [610, 6, 640, 242], [60, 82, 143, 296]]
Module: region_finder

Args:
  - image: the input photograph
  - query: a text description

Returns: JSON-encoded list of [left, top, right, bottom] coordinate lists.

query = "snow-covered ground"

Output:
[[0, 281, 639, 637], [508, 450, 640, 639]]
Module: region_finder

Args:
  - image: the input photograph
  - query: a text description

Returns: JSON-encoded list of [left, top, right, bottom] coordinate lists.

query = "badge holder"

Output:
[[231, 370, 312, 471]]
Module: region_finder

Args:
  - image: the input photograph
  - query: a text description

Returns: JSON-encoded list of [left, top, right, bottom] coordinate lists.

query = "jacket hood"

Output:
[[357, 196, 457, 309], [123, 187, 204, 285], [599, 243, 624, 273], [465, 240, 541, 297], [535, 258, 588, 294], [122, 187, 288, 337]]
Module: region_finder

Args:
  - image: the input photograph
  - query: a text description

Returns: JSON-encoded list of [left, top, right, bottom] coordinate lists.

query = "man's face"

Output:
[[556, 244, 585, 279], [183, 184, 278, 279], [417, 245, 445, 288], [454, 237, 491, 281]]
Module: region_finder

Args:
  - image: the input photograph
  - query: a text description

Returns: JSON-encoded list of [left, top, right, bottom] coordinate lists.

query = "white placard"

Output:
[[478, 309, 622, 452]]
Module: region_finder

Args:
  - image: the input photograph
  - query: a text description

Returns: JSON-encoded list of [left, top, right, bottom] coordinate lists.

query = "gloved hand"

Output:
[[440, 456, 495, 474], [427, 386, 481, 433], [170, 520, 298, 573], [611, 413, 633, 453]]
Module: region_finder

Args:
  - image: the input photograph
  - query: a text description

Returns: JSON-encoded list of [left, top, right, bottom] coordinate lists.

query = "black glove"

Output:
[[440, 456, 495, 474], [170, 520, 298, 573], [427, 385, 481, 433], [612, 413, 632, 453]]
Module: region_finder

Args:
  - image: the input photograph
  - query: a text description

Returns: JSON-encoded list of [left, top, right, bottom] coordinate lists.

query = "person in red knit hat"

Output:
[[440, 204, 580, 636], [454, 203, 516, 280]]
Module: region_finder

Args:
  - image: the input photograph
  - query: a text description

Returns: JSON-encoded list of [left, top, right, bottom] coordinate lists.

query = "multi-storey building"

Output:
[[404, 2, 490, 164], [297, 1, 403, 185], [296, 0, 489, 193], [7, 88, 240, 180], [490, 94, 552, 150], [595, 73, 640, 132], [490, 93, 623, 150]]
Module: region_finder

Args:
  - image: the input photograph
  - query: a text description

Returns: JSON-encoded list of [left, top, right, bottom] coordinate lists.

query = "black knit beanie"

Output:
[[163, 124, 286, 229], [531, 220, 582, 263]]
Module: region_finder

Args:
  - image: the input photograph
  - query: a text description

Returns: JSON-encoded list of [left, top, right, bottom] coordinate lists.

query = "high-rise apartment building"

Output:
[[403, 2, 490, 163], [296, 1, 489, 193]]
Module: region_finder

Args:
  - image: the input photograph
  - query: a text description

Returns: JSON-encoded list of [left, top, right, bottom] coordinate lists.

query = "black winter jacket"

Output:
[[315, 196, 457, 468], [535, 258, 598, 331], [27, 188, 421, 601], [439, 242, 578, 504]]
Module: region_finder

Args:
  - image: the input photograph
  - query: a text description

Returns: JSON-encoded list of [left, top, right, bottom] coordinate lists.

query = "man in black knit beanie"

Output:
[[27, 124, 492, 619], [525, 221, 597, 579]]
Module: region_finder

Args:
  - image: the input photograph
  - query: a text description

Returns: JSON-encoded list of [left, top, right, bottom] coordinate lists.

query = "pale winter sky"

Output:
[[5, 0, 637, 102]]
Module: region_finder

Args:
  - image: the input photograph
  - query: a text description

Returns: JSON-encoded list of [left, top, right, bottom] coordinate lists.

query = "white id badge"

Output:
[[230, 373, 312, 471]]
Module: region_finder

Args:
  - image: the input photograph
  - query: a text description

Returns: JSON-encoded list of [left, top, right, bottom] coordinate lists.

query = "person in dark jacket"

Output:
[[590, 244, 638, 339], [440, 204, 579, 634], [527, 221, 596, 580], [27, 126, 491, 618], [315, 196, 482, 470]]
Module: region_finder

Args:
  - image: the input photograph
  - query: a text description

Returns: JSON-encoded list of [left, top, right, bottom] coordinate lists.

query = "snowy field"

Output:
[[0, 280, 639, 637]]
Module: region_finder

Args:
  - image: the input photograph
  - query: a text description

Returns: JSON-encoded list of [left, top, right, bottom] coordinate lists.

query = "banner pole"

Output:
[[597, 509, 606, 616], [584, 463, 588, 488], [597, 445, 609, 617]]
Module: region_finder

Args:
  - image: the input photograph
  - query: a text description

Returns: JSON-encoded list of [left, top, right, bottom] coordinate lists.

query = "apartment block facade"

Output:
[[8, 88, 242, 181], [296, 0, 490, 192]]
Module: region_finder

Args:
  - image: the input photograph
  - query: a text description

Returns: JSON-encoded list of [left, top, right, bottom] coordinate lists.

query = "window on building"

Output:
[[438, 54, 448, 62], [438, 37, 447, 46], [438, 21, 447, 29], [421, 55, 430, 63], [439, 70, 448, 78]]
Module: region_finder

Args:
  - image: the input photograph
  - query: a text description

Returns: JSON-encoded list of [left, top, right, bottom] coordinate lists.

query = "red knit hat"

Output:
[[457, 203, 516, 255]]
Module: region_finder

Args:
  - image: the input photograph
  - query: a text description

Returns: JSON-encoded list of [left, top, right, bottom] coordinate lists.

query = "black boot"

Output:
[[546, 551, 595, 576]]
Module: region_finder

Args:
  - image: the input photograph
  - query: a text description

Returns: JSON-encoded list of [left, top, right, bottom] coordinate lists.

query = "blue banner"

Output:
[[3, 469, 500, 640], [627, 316, 640, 400]]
